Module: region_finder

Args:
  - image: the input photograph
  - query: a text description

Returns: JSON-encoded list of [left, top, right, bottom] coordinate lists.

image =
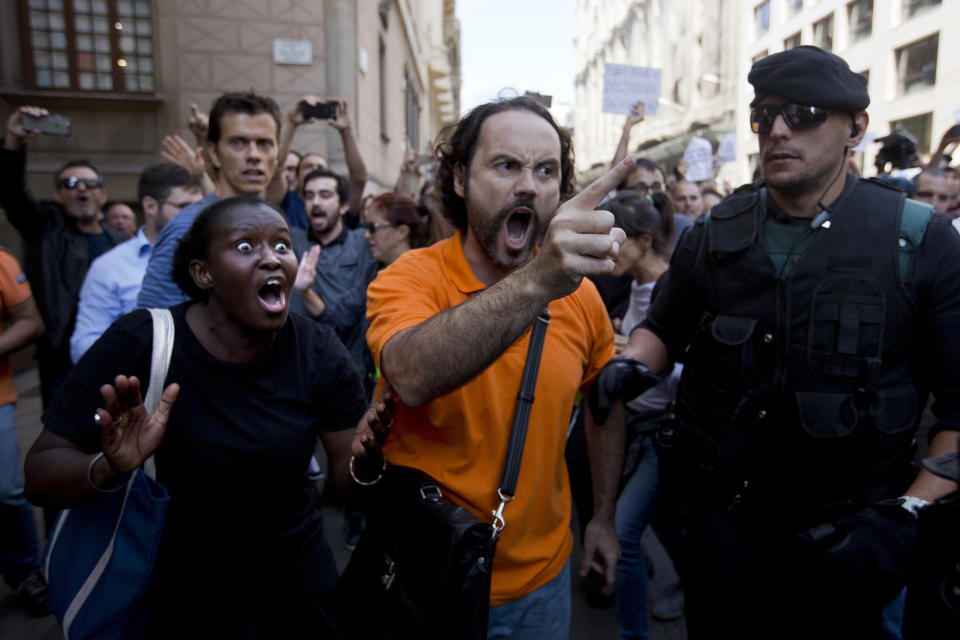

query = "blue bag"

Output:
[[43, 308, 174, 640]]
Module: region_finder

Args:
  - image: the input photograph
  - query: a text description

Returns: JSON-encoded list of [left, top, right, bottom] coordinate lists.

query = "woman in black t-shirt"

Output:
[[24, 197, 390, 636]]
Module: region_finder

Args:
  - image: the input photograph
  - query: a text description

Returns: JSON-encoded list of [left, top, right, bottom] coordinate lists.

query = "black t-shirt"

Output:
[[85, 231, 112, 265], [44, 303, 366, 586]]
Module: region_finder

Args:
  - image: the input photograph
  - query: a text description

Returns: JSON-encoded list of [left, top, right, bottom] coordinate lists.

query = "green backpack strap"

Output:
[[898, 198, 934, 284]]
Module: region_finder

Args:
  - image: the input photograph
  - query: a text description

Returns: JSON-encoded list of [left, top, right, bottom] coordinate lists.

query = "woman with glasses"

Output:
[[362, 192, 429, 266]]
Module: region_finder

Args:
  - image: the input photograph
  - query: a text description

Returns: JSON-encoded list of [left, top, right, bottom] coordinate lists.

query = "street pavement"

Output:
[[1, 367, 686, 639]]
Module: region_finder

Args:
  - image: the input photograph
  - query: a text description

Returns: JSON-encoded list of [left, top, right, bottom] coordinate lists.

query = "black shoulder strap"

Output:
[[492, 306, 551, 534]]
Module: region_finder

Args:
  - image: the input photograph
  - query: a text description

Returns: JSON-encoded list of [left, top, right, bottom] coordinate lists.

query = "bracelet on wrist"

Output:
[[349, 455, 386, 486], [340, 127, 354, 137], [87, 452, 126, 493]]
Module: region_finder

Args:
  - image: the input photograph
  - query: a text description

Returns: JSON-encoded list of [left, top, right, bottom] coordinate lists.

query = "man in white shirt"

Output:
[[70, 164, 202, 362]]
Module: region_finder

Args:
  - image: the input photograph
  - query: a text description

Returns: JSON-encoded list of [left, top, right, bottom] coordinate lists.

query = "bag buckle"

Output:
[[491, 489, 514, 538], [381, 554, 396, 591], [419, 484, 443, 502]]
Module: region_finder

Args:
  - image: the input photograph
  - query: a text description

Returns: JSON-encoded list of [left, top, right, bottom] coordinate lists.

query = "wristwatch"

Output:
[[882, 495, 933, 519]]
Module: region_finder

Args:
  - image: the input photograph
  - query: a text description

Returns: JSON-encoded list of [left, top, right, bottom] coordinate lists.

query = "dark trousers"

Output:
[[683, 493, 887, 640]]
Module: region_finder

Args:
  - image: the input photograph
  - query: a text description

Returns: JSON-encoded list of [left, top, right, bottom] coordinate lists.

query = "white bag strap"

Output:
[[143, 308, 174, 480]]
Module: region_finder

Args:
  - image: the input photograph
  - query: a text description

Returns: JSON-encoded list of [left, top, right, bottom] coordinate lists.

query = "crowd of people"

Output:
[[0, 42, 957, 639]]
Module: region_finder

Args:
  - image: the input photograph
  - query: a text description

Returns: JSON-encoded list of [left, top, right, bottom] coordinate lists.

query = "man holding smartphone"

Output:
[[277, 95, 368, 229], [0, 106, 129, 409]]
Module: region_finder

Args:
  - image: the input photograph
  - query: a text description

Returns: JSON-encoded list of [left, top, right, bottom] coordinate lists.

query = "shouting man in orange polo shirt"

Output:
[[366, 96, 634, 639]]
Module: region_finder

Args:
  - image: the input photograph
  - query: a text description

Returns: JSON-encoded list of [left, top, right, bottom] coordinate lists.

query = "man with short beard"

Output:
[[611, 45, 960, 637], [0, 105, 128, 408], [291, 168, 377, 393], [365, 96, 630, 638]]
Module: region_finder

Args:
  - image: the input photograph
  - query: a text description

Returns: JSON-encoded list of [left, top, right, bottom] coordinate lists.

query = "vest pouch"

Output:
[[866, 384, 918, 493], [795, 391, 858, 439], [792, 391, 861, 508], [808, 277, 885, 382], [707, 315, 758, 394]]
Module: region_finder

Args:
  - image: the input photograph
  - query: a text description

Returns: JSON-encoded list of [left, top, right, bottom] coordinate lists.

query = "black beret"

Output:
[[748, 46, 869, 111]]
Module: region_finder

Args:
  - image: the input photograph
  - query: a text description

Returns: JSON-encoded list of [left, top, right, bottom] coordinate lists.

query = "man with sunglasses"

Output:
[[602, 46, 960, 637], [0, 105, 128, 411]]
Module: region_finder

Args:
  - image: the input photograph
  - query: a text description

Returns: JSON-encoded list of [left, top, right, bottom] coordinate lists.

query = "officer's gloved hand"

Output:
[[791, 502, 918, 608], [589, 356, 661, 425]]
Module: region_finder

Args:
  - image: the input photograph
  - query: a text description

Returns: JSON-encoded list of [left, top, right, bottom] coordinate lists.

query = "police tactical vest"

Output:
[[675, 178, 933, 516]]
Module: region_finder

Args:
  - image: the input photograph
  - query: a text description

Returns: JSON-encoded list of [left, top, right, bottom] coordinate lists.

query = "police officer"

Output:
[[592, 46, 960, 638]]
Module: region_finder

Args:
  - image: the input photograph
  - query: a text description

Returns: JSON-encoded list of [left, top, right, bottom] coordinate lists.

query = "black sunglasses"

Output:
[[364, 222, 393, 234], [57, 176, 104, 190], [750, 104, 829, 134]]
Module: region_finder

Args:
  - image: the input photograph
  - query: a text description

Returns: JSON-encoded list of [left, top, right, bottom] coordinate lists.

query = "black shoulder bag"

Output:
[[328, 308, 551, 640]]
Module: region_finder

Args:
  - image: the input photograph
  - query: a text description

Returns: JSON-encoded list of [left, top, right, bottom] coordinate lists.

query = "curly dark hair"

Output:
[[172, 196, 285, 301], [435, 96, 575, 231]]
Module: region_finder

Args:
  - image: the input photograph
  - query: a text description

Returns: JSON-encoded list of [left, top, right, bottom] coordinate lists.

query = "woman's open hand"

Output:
[[97, 375, 180, 476]]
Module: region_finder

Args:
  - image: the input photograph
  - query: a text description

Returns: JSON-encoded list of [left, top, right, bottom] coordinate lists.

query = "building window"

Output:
[[787, 0, 803, 16], [903, 0, 941, 19], [379, 36, 388, 140], [404, 69, 420, 151], [752, 49, 769, 64], [813, 14, 834, 51], [20, 0, 155, 93], [847, 0, 873, 41], [891, 112, 932, 154], [896, 33, 938, 95], [784, 32, 801, 50], [755, 1, 770, 35]]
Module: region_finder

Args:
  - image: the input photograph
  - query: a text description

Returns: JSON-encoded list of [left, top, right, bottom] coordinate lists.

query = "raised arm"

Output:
[[161, 134, 216, 195], [610, 101, 645, 170], [379, 158, 636, 407], [0, 106, 51, 243], [395, 136, 421, 198], [925, 124, 960, 170], [328, 99, 367, 214]]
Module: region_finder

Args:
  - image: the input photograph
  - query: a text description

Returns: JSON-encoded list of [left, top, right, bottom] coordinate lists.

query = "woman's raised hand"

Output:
[[97, 375, 180, 476]]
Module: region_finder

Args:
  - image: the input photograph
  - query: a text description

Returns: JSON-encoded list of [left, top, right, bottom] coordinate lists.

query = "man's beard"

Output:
[[467, 194, 543, 270], [310, 207, 340, 235]]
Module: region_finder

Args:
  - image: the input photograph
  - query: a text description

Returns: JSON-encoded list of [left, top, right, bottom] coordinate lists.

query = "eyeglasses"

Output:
[[626, 181, 662, 194], [750, 104, 829, 134], [57, 176, 103, 190], [364, 222, 393, 234]]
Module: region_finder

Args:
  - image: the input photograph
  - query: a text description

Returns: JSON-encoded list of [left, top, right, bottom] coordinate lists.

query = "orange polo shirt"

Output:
[[366, 231, 614, 605], [0, 250, 32, 405]]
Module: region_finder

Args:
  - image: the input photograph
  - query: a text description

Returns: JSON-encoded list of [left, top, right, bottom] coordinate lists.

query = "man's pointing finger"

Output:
[[565, 155, 637, 213]]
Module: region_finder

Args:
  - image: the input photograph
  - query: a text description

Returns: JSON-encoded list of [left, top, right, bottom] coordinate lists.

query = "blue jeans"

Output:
[[487, 559, 571, 640], [0, 402, 42, 588], [615, 433, 659, 639]]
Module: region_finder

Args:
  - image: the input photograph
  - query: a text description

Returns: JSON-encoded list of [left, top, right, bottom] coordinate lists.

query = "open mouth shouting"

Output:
[[504, 207, 534, 251], [257, 275, 288, 314]]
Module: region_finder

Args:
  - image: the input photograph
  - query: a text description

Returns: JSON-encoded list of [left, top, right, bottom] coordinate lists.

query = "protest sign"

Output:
[[717, 132, 736, 164], [683, 136, 714, 181], [602, 64, 661, 116]]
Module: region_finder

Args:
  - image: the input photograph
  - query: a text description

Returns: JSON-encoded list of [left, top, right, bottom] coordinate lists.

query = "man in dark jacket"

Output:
[[598, 46, 960, 638], [1, 105, 128, 407]]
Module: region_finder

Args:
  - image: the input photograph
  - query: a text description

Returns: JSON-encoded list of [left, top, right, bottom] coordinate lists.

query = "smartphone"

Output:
[[300, 101, 339, 120], [21, 113, 71, 137]]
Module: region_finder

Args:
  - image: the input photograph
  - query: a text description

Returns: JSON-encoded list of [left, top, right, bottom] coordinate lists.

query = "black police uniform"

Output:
[[642, 176, 960, 637]]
